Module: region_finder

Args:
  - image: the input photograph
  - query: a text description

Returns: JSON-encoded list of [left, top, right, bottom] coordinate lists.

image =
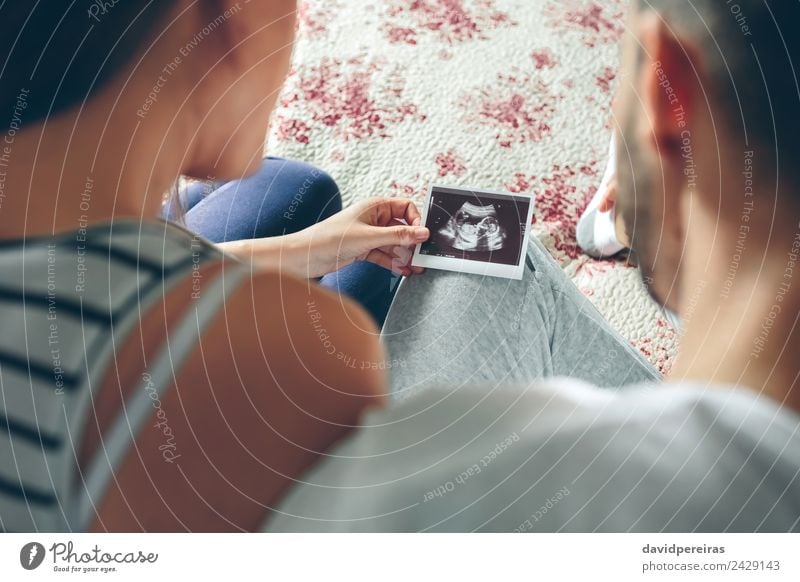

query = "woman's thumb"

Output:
[[370, 224, 430, 247]]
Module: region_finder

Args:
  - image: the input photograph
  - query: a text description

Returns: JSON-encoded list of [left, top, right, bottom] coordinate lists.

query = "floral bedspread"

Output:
[[266, 0, 677, 373]]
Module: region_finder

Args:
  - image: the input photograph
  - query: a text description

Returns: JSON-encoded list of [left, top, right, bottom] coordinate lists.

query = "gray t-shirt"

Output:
[[265, 381, 800, 532]]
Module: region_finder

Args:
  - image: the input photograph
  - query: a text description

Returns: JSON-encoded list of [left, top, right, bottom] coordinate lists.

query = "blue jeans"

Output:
[[166, 157, 400, 325]]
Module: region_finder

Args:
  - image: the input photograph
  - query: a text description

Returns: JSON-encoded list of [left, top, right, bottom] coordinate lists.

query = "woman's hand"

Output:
[[291, 197, 430, 278], [220, 197, 430, 278]]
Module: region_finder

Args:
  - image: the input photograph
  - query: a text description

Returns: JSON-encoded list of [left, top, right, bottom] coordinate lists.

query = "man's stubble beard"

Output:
[[614, 124, 672, 310]]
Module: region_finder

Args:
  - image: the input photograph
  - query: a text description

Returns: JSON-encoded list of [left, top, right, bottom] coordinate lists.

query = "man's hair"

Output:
[[638, 0, 800, 174], [0, 2, 174, 130]]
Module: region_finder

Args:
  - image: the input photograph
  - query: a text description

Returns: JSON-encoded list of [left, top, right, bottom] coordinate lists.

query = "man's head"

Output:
[[614, 0, 800, 313]]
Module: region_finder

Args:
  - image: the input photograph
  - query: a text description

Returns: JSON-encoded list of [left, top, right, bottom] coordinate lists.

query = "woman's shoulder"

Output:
[[220, 268, 385, 383], [0, 217, 221, 273]]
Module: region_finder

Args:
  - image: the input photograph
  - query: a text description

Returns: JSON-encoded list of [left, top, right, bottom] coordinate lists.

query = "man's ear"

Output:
[[638, 12, 701, 160]]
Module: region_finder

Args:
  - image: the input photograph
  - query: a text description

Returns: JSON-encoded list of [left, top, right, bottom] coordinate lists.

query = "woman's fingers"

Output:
[[395, 198, 423, 226], [390, 245, 425, 275], [365, 248, 412, 276], [378, 245, 425, 274], [360, 223, 429, 249], [364, 245, 424, 276], [297, 197, 428, 277], [328, 198, 429, 276], [390, 244, 409, 261], [361, 197, 424, 227]]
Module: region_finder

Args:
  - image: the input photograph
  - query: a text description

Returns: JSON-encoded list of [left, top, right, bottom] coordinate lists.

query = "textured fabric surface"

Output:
[[382, 236, 659, 403], [266, 0, 678, 373]]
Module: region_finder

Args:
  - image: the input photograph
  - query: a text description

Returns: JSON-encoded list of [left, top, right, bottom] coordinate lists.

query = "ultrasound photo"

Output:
[[437, 201, 507, 253], [412, 186, 534, 280]]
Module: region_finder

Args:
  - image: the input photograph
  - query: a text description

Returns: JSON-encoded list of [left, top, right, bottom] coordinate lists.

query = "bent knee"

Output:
[[265, 157, 342, 220]]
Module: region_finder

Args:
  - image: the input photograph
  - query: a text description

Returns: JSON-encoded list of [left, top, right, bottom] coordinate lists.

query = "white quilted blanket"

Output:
[[266, 0, 677, 373]]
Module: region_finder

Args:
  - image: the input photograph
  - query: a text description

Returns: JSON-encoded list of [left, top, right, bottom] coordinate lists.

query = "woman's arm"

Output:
[[89, 268, 387, 532], [218, 197, 430, 278]]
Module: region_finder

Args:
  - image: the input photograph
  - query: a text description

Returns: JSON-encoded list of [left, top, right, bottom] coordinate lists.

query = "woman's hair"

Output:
[[0, 2, 174, 130]]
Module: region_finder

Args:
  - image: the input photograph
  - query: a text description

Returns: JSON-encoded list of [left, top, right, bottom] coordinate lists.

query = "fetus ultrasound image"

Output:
[[420, 187, 530, 266]]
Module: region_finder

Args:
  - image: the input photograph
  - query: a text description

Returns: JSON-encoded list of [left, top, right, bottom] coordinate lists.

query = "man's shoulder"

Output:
[[367, 381, 799, 531], [436, 380, 800, 532], [267, 381, 800, 532]]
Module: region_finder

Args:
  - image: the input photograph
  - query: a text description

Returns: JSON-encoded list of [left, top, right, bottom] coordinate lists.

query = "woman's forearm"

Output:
[[217, 234, 312, 278], [216, 197, 428, 280]]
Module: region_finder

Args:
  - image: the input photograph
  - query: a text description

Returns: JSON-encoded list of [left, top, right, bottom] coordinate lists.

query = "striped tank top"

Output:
[[0, 219, 245, 532]]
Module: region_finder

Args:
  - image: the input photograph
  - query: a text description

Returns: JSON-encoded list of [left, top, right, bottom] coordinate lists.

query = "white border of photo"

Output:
[[411, 185, 535, 280]]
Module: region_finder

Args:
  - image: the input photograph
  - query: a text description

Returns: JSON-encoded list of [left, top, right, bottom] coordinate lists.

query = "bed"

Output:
[[267, 0, 677, 374]]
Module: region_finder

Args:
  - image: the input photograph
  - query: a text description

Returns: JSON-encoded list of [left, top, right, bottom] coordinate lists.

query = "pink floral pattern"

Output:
[[531, 48, 559, 70], [596, 66, 616, 94], [275, 56, 425, 144], [506, 163, 598, 261], [267, 0, 677, 371], [632, 318, 675, 375], [389, 175, 429, 204], [296, 0, 342, 38], [545, 0, 625, 49], [459, 69, 559, 148], [435, 149, 467, 177], [383, 0, 516, 45]]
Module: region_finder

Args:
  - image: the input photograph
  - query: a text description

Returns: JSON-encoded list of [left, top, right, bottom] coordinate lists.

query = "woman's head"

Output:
[[0, 0, 297, 180]]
